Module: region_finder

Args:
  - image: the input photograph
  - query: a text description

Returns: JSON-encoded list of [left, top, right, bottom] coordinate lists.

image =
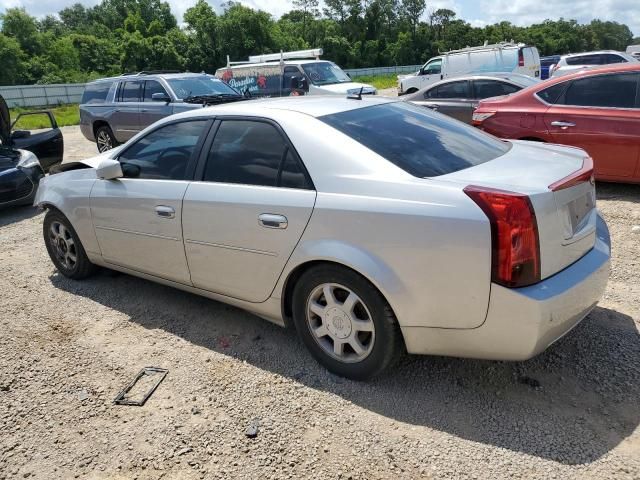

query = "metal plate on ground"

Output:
[[113, 367, 168, 406]]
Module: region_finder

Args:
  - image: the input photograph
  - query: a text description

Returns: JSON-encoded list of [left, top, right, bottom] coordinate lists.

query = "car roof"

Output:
[[168, 95, 396, 121], [546, 62, 640, 81], [88, 72, 221, 84], [561, 50, 628, 58]]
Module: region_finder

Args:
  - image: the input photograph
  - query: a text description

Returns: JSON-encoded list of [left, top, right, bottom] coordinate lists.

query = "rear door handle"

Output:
[[259, 213, 288, 229], [551, 121, 576, 129], [140, 108, 149, 113], [155, 205, 175, 219]]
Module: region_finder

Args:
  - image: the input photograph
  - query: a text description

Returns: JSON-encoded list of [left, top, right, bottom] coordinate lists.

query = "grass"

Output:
[[352, 73, 399, 90], [9, 104, 80, 130]]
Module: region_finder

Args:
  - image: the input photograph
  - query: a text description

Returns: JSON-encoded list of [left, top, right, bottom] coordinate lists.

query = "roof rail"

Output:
[[120, 70, 182, 76], [226, 48, 323, 67], [442, 41, 522, 55]]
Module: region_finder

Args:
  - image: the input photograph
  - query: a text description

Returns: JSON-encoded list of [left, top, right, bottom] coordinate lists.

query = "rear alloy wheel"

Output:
[[292, 265, 403, 380], [95, 125, 117, 153], [43, 210, 97, 279]]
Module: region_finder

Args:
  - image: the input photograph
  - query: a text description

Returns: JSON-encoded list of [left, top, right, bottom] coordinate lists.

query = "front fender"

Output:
[[35, 170, 101, 256]]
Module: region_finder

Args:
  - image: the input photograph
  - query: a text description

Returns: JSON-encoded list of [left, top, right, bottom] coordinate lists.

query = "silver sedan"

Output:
[[36, 97, 610, 380]]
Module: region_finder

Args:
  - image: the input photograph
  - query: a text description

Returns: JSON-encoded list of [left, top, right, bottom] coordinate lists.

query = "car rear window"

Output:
[[320, 102, 511, 178], [81, 82, 112, 104]]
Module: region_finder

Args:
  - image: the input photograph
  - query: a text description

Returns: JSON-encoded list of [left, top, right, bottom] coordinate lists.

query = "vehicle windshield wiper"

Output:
[[183, 93, 243, 104]]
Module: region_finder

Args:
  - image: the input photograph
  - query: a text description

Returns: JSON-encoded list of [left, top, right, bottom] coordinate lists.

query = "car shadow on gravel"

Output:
[[596, 181, 640, 203], [0, 205, 40, 227], [50, 270, 639, 466]]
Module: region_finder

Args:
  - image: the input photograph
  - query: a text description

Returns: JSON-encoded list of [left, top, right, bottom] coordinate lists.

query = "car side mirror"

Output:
[[290, 76, 301, 90], [96, 159, 123, 180], [152, 92, 171, 103], [300, 77, 309, 91], [11, 130, 31, 139]]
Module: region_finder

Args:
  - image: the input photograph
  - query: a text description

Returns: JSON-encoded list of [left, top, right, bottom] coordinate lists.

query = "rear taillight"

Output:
[[464, 186, 541, 288], [472, 111, 496, 125], [548, 156, 594, 191], [518, 49, 525, 67]]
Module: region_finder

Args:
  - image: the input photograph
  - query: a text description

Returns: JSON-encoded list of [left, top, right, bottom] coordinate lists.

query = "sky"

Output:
[[1, 0, 638, 37]]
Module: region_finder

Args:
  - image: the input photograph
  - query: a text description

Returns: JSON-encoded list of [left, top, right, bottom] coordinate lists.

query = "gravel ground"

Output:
[[0, 130, 638, 480]]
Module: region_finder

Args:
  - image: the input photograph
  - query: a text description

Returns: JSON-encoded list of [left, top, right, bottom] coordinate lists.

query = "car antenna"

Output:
[[347, 86, 364, 100]]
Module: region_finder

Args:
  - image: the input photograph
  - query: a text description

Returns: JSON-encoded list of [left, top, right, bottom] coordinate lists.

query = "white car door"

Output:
[[90, 119, 211, 284], [182, 118, 316, 303]]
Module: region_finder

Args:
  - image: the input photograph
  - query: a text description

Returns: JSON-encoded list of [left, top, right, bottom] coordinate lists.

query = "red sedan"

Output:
[[473, 64, 640, 183]]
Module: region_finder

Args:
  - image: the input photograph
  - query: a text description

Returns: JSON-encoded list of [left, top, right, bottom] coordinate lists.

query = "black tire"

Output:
[[292, 264, 404, 381], [43, 209, 97, 280], [95, 125, 118, 153]]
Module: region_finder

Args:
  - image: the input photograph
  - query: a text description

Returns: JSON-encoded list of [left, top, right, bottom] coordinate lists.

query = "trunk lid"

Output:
[[441, 140, 596, 279]]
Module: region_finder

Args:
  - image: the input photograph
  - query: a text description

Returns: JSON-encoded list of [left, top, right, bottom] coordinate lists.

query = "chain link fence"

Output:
[[0, 65, 421, 108]]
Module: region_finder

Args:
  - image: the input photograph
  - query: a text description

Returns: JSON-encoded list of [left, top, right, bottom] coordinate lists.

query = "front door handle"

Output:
[[259, 213, 288, 229], [551, 120, 576, 129], [155, 205, 175, 219]]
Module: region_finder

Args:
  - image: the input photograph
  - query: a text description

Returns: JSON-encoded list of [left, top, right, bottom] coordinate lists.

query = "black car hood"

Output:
[[0, 94, 10, 146], [0, 147, 19, 173]]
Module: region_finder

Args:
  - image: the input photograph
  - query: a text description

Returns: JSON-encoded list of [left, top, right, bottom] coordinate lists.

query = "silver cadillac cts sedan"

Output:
[[36, 96, 610, 380]]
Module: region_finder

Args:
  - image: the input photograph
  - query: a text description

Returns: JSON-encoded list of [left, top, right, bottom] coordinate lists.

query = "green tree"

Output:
[[1, 8, 41, 55], [0, 34, 25, 85]]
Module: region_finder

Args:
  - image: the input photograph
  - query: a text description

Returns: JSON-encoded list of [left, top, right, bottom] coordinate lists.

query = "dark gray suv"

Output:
[[80, 71, 245, 152]]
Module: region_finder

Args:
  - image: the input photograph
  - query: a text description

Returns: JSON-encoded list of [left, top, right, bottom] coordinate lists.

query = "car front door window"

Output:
[[423, 60, 442, 75], [118, 120, 209, 180], [144, 80, 168, 101]]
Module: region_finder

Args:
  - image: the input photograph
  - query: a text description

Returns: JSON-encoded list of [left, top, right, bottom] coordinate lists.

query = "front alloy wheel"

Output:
[[95, 126, 117, 153], [49, 221, 78, 270]]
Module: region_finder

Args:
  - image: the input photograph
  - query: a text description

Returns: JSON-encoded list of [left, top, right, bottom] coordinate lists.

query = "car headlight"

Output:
[[17, 151, 41, 170]]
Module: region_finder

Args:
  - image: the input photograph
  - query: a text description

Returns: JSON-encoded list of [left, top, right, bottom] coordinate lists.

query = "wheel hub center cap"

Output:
[[57, 238, 67, 253], [325, 307, 352, 339]]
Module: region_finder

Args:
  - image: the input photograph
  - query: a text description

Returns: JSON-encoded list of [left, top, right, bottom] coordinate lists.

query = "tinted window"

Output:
[[600, 54, 627, 64], [320, 102, 511, 178], [120, 81, 142, 102], [566, 54, 601, 66], [280, 149, 310, 189], [144, 80, 168, 102], [81, 82, 112, 104], [118, 120, 207, 180], [204, 121, 286, 187], [561, 73, 638, 108], [473, 80, 520, 99], [537, 82, 567, 104], [428, 81, 469, 99]]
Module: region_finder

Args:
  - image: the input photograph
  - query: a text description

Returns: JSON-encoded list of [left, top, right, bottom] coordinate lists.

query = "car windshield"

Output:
[[167, 77, 240, 99], [320, 102, 511, 178], [301, 62, 351, 86]]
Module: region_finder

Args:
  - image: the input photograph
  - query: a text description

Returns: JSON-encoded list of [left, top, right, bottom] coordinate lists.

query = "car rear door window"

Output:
[[473, 80, 520, 99], [82, 82, 112, 104], [561, 73, 639, 108], [120, 81, 142, 102], [204, 120, 311, 189], [144, 80, 168, 101], [117, 120, 208, 180], [537, 82, 568, 104], [566, 54, 601, 66], [428, 81, 469, 99], [320, 102, 511, 178]]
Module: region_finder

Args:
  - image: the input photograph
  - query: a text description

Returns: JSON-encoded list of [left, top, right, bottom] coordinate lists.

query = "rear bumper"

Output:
[[402, 213, 611, 360]]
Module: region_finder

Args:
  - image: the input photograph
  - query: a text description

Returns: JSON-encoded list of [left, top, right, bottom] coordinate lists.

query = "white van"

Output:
[[398, 42, 541, 95], [215, 49, 376, 97]]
